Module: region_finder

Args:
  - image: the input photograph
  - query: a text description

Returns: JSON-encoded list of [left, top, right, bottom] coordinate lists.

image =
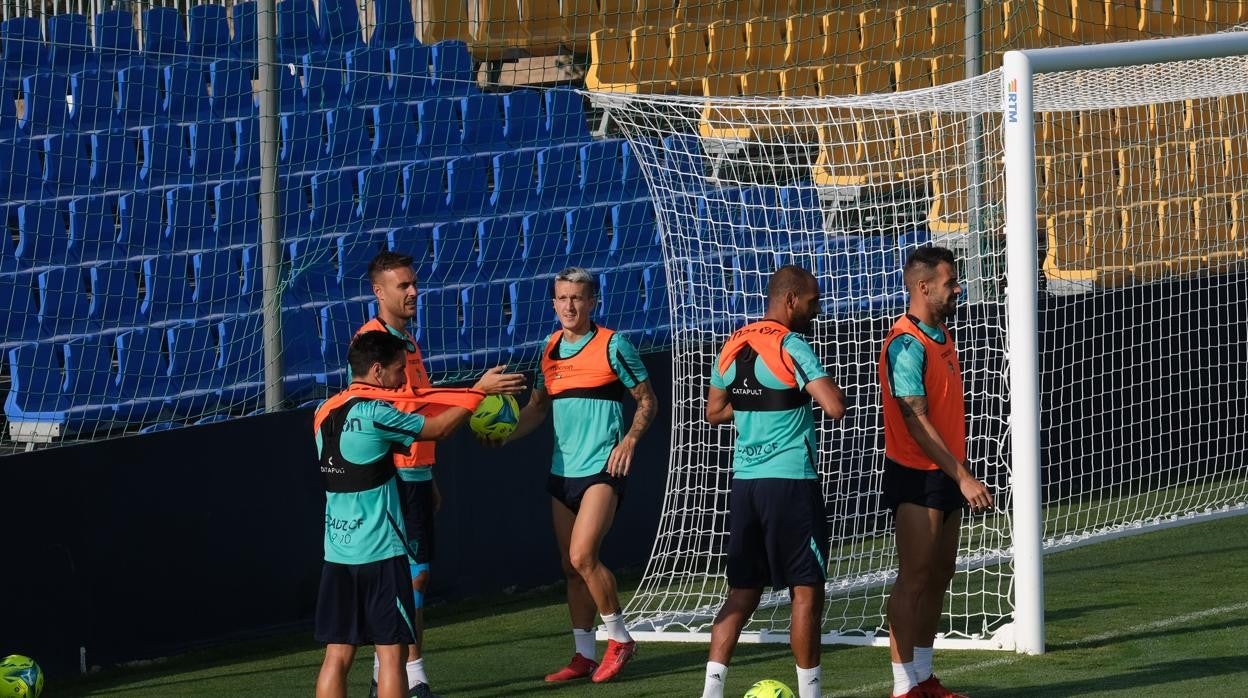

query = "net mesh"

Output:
[[592, 41, 1248, 646]]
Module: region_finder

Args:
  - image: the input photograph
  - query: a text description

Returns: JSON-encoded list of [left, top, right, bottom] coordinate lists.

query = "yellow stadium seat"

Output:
[[630, 25, 676, 85], [1036, 0, 1077, 44], [706, 20, 749, 75], [1195, 192, 1247, 267], [561, 0, 600, 53], [679, 0, 754, 26], [787, 0, 837, 15], [1192, 137, 1228, 191], [822, 11, 859, 60], [928, 54, 962, 86], [1186, 97, 1223, 135], [1159, 196, 1206, 273], [1113, 104, 1151, 143], [1153, 103, 1187, 141], [419, 0, 473, 45], [521, 0, 568, 55], [1042, 153, 1083, 212], [1106, 0, 1144, 41], [785, 13, 827, 67], [1071, 0, 1113, 43], [859, 8, 895, 60], [1224, 134, 1248, 181], [1086, 205, 1134, 274], [931, 112, 967, 157], [1159, 0, 1211, 35], [1154, 141, 1193, 199], [928, 168, 969, 233], [1208, 0, 1243, 28], [1119, 201, 1170, 280], [894, 58, 932, 92], [639, 0, 678, 30], [669, 23, 709, 94], [745, 16, 786, 71], [470, 0, 530, 60], [893, 113, 936, 164], [586, 28, 669, 93], [896, 5, 930, 57], [930, 3, 965, 55], [816, 63, 855, 96], [779, 66, 819, 97], [1003, 0, 1040, 48], [740, 69, 780, 96], [599, 0, 632, 31], [1045, 210, 1092, 274], [1081, 148, 1119, 209], [1118, 145, 1157, 204], [856, 60, 892, 94]]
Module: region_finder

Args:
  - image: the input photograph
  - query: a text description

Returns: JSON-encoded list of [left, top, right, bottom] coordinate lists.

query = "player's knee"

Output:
[[568, 548, 600, 577]]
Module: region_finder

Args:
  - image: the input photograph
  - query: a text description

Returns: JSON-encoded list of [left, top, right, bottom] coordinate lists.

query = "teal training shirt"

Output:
[[537, 331, 649, 478], [711, 333, 829, 479], [347, 320, 433, 484], [317, 399, 427, 565], [884, 319, 946, 398]]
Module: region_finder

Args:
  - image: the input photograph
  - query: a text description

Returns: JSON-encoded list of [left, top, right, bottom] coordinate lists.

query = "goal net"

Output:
[[591, 33, 1248, 651]]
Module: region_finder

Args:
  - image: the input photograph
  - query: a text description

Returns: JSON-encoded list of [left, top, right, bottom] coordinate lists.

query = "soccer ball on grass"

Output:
[[0, 655, 44, 697], [743, 678, 794, 698]]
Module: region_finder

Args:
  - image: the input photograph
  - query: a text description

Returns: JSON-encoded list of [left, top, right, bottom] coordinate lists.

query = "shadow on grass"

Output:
[[1049, 615, 1248, 651], [1044, 602, 1128, 623], [995, 655, 1248, 696]]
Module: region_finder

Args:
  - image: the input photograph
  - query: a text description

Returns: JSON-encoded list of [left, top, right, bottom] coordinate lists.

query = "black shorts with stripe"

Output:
[[726, 477, 829, 590], [314, 555, 418, 646], [547, 470, 626, 514], [397, 478, 436, 564], [880, 457, 965, 513]]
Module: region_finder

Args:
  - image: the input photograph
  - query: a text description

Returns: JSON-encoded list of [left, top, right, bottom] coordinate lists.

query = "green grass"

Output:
[[61, 515, 1248, 697]]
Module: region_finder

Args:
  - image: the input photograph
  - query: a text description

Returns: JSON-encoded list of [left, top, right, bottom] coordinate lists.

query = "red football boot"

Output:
[[589, 639, 637, 683], [543, 653, 598, 682]]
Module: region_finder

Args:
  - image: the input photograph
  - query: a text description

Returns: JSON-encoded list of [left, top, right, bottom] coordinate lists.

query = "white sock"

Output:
[[702, 661, 728, 698], [406, 658, 428, 688], [796, 664, 821, 698], [372, 653, 379, 681], [573, 627, 597, 661], [912, 646, 933, 683], [892, 661, 916, 696], [601, 612, 632, 643]]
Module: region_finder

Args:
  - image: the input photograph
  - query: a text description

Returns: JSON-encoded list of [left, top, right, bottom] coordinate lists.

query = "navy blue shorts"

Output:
[[314, 556, 418, 646], [726, 478, 829, 590], [547, 470, 626, 514], [880, 458, 965, 514], [397, 478, 435, 564]]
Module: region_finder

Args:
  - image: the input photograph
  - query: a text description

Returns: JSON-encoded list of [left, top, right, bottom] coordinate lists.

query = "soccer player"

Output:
[[501, 267, 657, 684], [358, 250, 525, 697], [700, 265, 846, 698], [313, 331, 491, 698], [877, 246, 993, 698]]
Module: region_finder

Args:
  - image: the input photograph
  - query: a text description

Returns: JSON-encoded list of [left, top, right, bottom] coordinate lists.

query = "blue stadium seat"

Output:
[[476, 215, 523, 281], [112, 327, 173, 424], [564, 205, 611, 269], [37, 266, 92, 337], [310, 169, 359, 235], [279, 111, 324, 173], [461, 282, 509, 365], [609, 201, 660, 267], [428, 220, 478, 285], [414, 287, 461, 372], [543, 88, 590, 144], [0, 139, 45, 202], [619, 138, 653, 200], [238, 245, 264, 312], [164, 185, 215, 250], [279, 305, 324, 400], [460, 93, 506, 153], [90, 128, 140, 191], [338, 231, 386, 298], [507, 276, 557, 360], [384, 226, 433, 280], [68, 69, 115, 131], [429, 40, 476, 96], [324, 106, 370, 166], [2, 17, 48, 86], [230, 1, 258, 62], [898, 226, 933, 254], [598, 267, 648, 341], [520, 211, 566, 277], [370, 101, 418, 163], [694, 188, 735, 246], [94, 10, 141, 72], [140, 123, 188, 186], [285, 235, 338, 306], [88, 260, 141, 329], [116, 64, 163, 128], [142, 7, 188, 62], [19, 72, 68, 136], [215, 313, 263, 408], [62, 334, 122, 432], [319, 0, 363, 56], [278, 0, 325, 63], [278, 173, 314, 239], [118, 190, 167, 254], [278, 60, 306, 113], [855, 235, 906, 311], [820, 237, 858, 312], [401, 161, 447, 221], [214, 179, 260, 247], [445, 154, 490, 216], [209, 60, 254, 119], [4, 342, 71, 436], [536, 144, 581, 207], [192, 248, 245, 317], [234, 118, 260, 174], [187, 4, 233, 62], [489, 149, 537, 214], [388, 42, 431, 101], [344, 45, 388, 105], [163, 62, 209, 121], [579, 139, 623, 204], [369, 0, 416, 48], [15, 202, 72, 268], [414, 97, 463, 157], [165, 321, 223, 418], [140, 253, 194, 322], [319, 300, 372, 388], [643, 264, 670, 345], [0, 272, 37, 343], [68, 195, 120, 263], [662, 133, 705, 192], [737, 186, 782, 249], [502, 89, 542, 148], [780, 184, 823, 234], [0, 83, 15, 137], [301, 50, 346, 109], [357, 164, 406, 226], [42, 133, 90, 198], [48, 13, 91, 75], [188, 120, 231, 179]]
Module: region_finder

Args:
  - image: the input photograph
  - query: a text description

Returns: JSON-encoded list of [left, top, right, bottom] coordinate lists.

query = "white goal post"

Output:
[[589, 31, 1248, 655]]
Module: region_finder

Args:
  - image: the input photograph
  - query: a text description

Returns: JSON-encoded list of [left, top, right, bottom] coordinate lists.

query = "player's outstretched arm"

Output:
[[706, 385, 733, 425], [416, 406, 474, 441], [472, 365, 527, 395], [897, 396, 993, 511], [503, 385, 550, 443], [805, 376, 846, 420]]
